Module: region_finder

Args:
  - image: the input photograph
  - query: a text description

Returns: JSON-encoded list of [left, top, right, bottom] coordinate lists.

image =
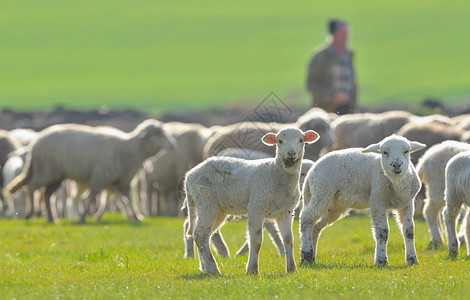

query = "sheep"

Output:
[[299, 135, 425, 266], [6, 119, 175, 223], [416, 141, 470, 247], [183, 145, 314, 259], [0, 130, 21, 214], [2, 148, 30, 217], [185, 127, 319, 275], [397, 122, 466, 165], [330, 110, 414, 149], [140, 122, 215, 217], [444, 151, 470, 256], [203, 108, 334, 161]]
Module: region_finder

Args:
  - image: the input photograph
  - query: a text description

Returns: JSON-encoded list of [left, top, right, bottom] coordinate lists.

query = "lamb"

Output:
[[396, 122, 466, 165], [183, 146, 314, 259], [185, 127, 319, 275], [416, 141, 470, 247], [203, 108, 334, 161], [6, 119, 175, 223], [444, 151, 470, 256], [300, 135, 425, 266]]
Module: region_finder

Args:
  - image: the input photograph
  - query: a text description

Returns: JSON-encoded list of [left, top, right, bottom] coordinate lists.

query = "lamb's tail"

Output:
[[6, 152, 33, 195]]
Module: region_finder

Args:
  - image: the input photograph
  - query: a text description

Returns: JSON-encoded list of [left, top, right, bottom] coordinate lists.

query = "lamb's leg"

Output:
[[211, 230, 230, 258], [444, 199, 463, 256], [183, 218, 194, 258], [24, 187, 35, 219], [246, 213, 264, 274], [458, 205, 469, 244], [193, 207, 221, 275], [396, 204, 419, 265], [371, 206, 389, 266], [464, 207, 470, 256], [264, 220, 285, 257], [276, 213, 296, 273], [44, 182, 62, 223], [118, 186, 145, 222], [237, 220, 285, 257], [299, 201, 325, 264], [310, 207, 345, 264], [93, 191, 109, 221], [145, 180, 154, 216], [79, 188, 99, 224], [423, 197, 445, 247]]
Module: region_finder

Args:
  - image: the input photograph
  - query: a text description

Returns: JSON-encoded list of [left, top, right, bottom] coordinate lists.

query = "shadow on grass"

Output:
[[299, 261, 412, 271], [60, 219, 150, 227], [180, 273, 225, 280]]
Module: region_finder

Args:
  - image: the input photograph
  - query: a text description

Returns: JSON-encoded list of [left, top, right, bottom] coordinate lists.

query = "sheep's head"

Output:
[[297, 114, 335, 153], [135, 119, 177, 157], [362, 135, 425, 177], [262, 127, 319, 168]]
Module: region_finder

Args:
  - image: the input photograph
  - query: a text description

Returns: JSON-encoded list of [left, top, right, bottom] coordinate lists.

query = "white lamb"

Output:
[[6, 120, 175, 223], [416, 141, 470, 247], [185, 127, 319, 275], [444, 151, 470, 256], [300, 135, 425, 266]]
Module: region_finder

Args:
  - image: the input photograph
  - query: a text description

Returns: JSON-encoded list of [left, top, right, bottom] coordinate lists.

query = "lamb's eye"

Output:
[[278, 140, 283, 144], [404, 150, 409, 154], [383, 151, 389, 156], [299, 139, 304, 143]]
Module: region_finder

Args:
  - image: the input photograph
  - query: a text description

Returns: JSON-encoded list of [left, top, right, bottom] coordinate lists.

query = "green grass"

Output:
[[1, 213, 469, 299], [1, 1, 470, 114]]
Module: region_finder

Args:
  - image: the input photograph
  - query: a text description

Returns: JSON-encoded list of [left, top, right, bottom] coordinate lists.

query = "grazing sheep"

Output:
[[397, 122, 466, 165], [203, 108, 334, 161], [330, 110, 414, 149], [300, 135, 425, 266], [6, 119, 175, 223], [185, 127, 319, 275], [444, 151, 470, 256], [416, 141, 470, 247]]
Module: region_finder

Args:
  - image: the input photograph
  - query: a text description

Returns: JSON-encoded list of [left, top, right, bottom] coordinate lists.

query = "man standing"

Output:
[[306, 20, 357, 114]]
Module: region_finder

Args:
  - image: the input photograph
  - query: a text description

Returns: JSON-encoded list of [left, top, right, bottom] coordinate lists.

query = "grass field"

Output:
[[1, 1, 470, 114], [1, 213, 469, 299]]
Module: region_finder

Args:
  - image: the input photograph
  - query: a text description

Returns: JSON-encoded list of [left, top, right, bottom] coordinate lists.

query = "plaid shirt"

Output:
[[306, 44, 357, 114]]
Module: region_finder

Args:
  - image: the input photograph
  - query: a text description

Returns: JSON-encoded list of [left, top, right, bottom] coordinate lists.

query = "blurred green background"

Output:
[[1, 0, 469, 114]]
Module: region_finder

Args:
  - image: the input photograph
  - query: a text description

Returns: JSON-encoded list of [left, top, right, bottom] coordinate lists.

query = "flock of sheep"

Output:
[[2, 107, 470, 275]]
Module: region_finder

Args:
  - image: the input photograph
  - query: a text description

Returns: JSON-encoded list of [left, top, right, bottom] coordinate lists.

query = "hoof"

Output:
[[300, 250, 315, 265]]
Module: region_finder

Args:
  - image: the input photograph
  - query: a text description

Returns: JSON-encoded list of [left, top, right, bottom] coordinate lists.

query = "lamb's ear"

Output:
[[410, 141, 426, 153], [304, 130, 320, 144], [262, 132, 277, 146], [362, 143, 381, 153]]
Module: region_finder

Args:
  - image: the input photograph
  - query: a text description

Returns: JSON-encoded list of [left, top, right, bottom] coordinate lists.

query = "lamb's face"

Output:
[[379, 139, 412, 176], [363, 135, 426, 177], [262, 127, 319, 168]]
